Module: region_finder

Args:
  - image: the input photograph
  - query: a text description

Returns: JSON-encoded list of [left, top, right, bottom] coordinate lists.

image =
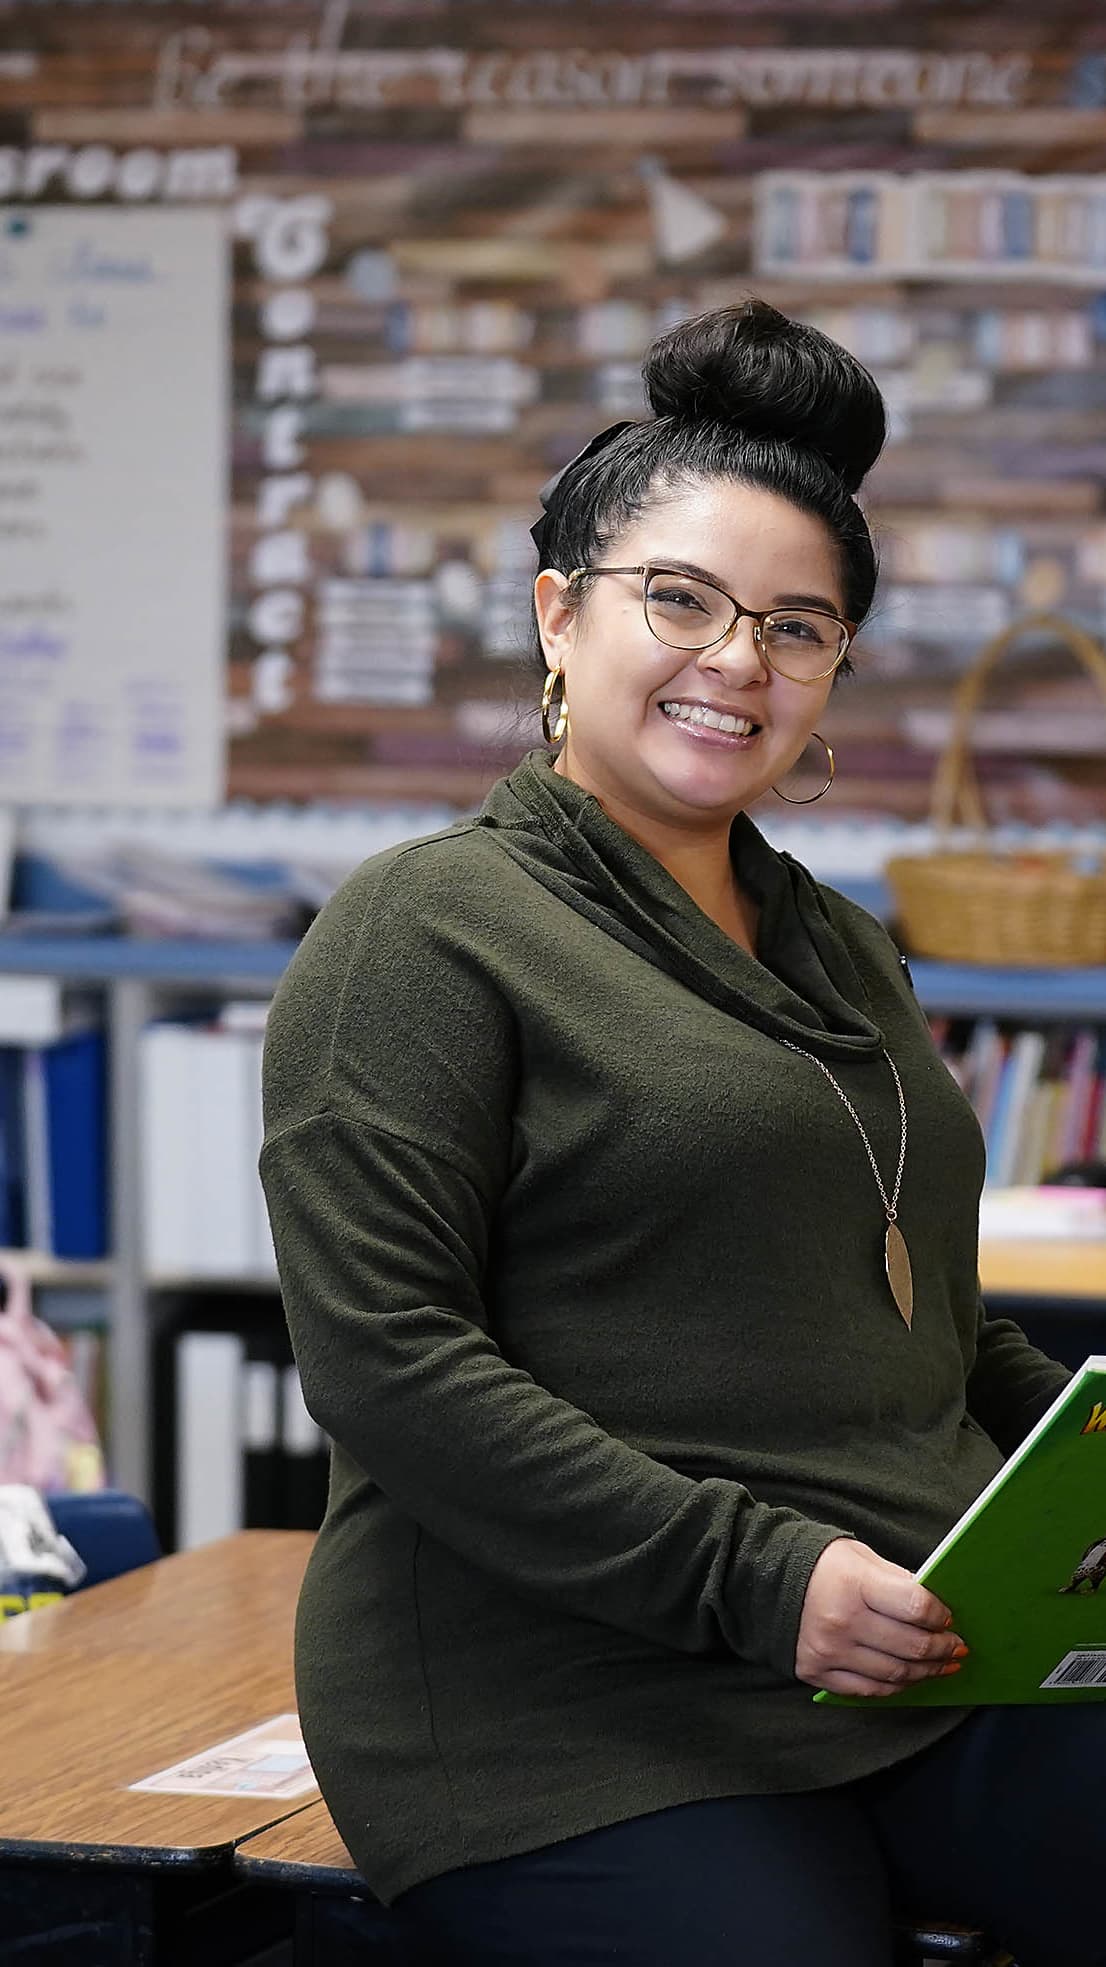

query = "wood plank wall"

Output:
[[3, 1, 1106, 819]]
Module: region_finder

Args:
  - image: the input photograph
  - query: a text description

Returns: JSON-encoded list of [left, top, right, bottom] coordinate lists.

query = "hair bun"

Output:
[[642, 298, 885, 494]]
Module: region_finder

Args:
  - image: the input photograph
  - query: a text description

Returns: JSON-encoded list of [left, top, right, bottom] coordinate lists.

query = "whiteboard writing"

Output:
[[0, 208, 227, 805]]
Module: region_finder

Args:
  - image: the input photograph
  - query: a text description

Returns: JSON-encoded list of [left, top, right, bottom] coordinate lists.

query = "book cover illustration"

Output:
[[817, 1358, 1106, 1707]]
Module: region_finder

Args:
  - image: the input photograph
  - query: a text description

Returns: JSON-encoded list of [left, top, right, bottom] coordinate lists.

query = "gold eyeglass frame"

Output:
[[566, 563, 856, 683]]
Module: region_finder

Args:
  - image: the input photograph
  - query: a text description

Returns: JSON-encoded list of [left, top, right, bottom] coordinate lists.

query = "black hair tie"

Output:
[[529, 420, 636, 553]]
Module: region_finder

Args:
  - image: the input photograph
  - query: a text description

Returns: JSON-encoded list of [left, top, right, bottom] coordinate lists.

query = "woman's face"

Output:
[[534, 478, 847, 830]]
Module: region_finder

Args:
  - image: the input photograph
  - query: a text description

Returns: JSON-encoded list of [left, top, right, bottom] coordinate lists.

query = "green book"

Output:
[[816, 1356, 1106, 1707]]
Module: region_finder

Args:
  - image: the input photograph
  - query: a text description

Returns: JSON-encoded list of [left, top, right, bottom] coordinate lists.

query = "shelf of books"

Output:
[[0, 933, 1103, 1533]]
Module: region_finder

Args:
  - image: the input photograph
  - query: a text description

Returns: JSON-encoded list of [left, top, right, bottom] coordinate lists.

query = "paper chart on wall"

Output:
[[0, 207, 228, 805]]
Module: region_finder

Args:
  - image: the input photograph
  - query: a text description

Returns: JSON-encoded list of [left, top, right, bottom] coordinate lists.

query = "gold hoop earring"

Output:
[[541, 668, 569, 745], [771, 732, 835, 804]]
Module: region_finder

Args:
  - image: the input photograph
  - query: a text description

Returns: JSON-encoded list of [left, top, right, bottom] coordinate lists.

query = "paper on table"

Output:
[[129, 1712, 318, 1799]]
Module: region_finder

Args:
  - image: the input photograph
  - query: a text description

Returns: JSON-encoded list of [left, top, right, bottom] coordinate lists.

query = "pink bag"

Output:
[[0, 1261, 105, 1492]]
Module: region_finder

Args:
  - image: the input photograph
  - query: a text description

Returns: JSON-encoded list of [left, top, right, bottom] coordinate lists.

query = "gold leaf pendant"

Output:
[[885, 1221, 913, 1329]]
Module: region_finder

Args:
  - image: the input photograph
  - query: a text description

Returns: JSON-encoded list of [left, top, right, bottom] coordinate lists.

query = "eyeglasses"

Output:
[[566, 563, 855, 683]]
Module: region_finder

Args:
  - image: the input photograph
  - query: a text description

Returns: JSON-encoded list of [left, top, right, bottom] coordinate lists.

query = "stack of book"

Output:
[[139, 1003, 275, 1280], [168, 1320, 329, 1552]]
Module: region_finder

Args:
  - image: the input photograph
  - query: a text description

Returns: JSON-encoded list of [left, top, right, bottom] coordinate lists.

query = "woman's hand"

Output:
[[795, 1539, 967, 1697]]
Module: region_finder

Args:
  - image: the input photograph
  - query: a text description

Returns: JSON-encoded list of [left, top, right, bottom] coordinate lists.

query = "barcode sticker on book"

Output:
[[1040, 1650, 1106, 1691]]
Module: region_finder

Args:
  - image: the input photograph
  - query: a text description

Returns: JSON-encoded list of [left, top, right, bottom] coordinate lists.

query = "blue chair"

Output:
[[45, 1488, 161, 1588]]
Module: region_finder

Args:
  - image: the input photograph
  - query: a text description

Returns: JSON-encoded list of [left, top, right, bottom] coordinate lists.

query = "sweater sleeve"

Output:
[[966, 1282, 1072, 1456], [260, 852, 852, 1679]]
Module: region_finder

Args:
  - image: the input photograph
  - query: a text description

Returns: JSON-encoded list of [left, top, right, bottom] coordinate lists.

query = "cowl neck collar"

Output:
[[477, 749, 885, 1061]]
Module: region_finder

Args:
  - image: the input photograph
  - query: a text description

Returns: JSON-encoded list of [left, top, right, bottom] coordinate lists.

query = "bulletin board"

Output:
[[3, 3, 1106, 822]]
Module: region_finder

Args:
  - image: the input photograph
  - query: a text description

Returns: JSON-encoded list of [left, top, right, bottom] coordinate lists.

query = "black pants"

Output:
[[397, 1705, 1105, 1967]]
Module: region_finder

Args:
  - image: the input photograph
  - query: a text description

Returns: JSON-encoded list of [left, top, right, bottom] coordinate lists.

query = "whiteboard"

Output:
[[0, 208, 228, 805]]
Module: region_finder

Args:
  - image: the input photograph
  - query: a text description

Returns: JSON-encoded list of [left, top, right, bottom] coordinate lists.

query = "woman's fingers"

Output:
[[853, 1610, 967, 1668], [795, 1540, 968, 1691], [839, 1643, 964, 1689], [802, 1642, 965, 1697], [855, 1564, 952, 1635], [812, 1660, 963, 1699]]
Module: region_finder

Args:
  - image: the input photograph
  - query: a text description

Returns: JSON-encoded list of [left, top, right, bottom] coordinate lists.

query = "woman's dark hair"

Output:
[[531, 298, 886, 683]]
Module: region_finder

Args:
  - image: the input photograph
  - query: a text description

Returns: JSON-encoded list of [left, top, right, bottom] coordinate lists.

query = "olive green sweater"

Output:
[[260, 748, 1070, 1905]]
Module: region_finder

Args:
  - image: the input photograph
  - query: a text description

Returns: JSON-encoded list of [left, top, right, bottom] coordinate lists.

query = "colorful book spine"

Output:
[[0, 1050, 25, 1249], [941, 1021, 1106, 1190], [1059, 1028, 1101, 1167], [756, 169, 1106, 282], [989, 1028, 1047, 1189], [18, 1028, 109, 1260]]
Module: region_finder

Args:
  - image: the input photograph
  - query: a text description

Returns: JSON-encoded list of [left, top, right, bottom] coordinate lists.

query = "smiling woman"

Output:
[[528, 299, 884, 933], [262, 295, 1091, 1967]]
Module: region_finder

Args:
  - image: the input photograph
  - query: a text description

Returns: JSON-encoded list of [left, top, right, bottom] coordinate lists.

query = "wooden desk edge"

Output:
[[235, 1845, 367, 1893], [234, 1800, 364, 1893], [0, 1800, 323, 1872], [0, 1813, 327, 1878], [0, 1834, 228, 1871]]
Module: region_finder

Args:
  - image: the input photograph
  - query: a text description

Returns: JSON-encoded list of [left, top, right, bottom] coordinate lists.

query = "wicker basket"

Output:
[[884, 615, 1106, 968]]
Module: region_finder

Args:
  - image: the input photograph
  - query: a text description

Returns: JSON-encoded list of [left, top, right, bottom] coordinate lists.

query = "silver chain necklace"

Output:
[[780, 1040, 913, 1329]]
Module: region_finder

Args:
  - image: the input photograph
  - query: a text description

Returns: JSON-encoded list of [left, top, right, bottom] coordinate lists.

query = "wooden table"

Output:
[[0, 1531, 316, 1966], [979, 1238, 1106, 1376], [236, 1803, 419, 1967], [978, 1238, 1106, 1301], [236, 1800, 358, 1891]]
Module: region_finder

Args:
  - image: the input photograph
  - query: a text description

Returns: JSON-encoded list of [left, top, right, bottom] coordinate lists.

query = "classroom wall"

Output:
[[3, 0, 1106, 820]]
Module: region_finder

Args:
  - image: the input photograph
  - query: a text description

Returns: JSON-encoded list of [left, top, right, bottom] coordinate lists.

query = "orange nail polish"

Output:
[[939, 1662, 962, 1676], [952, 1643, 970, 1660]]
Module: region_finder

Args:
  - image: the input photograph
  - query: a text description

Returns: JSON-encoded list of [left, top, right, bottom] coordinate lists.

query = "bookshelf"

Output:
[[907, 966, 1106, 1021], [0, 949, 281, 1506], [1, 923, 1104, 1510]]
